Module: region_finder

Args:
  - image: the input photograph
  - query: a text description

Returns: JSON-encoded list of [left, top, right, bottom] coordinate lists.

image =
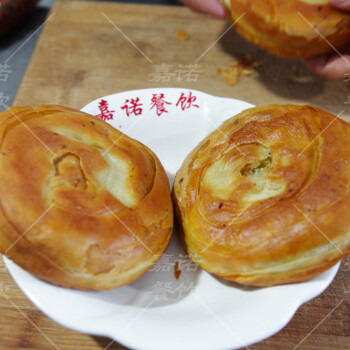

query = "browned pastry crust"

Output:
[[222, 0, 350, 58], [173, 105, 350, 286], [0, 105, 173, 290]]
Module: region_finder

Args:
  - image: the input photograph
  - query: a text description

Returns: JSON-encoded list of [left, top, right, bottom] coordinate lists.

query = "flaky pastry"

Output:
[[173, 105, 350, 286], [0, 105, 173, 290], [222, 0, 350, 58]]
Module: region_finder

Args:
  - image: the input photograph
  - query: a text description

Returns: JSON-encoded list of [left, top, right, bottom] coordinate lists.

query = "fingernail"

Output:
[[210, 1, 227, 18], [330, 0, 350, 10]]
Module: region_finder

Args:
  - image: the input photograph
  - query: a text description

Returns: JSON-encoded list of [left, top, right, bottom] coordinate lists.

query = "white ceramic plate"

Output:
[[4, 88, 340, 350]]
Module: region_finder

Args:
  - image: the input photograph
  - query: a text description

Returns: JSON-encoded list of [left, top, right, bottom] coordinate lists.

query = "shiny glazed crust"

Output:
[[0, 105, 173, 290], [222, 0, 350, 58], [173, 105, 350, 286]]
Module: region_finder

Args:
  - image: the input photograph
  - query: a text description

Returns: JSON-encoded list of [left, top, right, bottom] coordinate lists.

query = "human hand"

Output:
[[180, 0, 227, 19], [303, 0, 350, 80]]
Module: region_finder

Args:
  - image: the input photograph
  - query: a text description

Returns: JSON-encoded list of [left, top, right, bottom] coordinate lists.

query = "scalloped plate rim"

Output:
[[3, 88, 341, 350]]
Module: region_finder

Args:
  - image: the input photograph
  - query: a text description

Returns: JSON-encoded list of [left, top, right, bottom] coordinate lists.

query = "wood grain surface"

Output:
[[1, 1, 350, 349]]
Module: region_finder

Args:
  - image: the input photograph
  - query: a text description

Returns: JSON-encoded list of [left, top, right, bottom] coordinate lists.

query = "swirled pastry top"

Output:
[[222, 0, 350, 57], [173, 105, 350, 286], [0, 105, 173, 290]]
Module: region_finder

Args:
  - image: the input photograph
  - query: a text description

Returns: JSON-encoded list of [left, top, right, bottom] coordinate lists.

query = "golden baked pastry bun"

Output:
[[173, 104, 350, 286], [0, 105, 173, 290], [222, 0, 350, 58]]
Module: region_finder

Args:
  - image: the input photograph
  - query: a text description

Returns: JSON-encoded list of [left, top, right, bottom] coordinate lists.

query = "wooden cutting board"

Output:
[[1, 1, 349, 349]]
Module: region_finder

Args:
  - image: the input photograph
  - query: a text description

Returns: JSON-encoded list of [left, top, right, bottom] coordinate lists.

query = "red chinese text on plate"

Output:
[[121, 97, 143, 117], [150, 93, 172, 116], [176, 92, 199, 110], [95, 91, 200, 120], [95, 99, 115, 121]]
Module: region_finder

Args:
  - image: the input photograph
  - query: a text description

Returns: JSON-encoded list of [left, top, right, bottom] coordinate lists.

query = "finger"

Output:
[[303, 53, 350, 80], [329, 0, 350, 11], [181, 0, 227, 19]]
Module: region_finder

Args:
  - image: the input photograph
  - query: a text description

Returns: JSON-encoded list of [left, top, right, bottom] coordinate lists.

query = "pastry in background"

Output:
[[173, 104, 350, 286], [222, 0, 350, 58], [0, 105, 173, 290], [0, 0, 39, 36]]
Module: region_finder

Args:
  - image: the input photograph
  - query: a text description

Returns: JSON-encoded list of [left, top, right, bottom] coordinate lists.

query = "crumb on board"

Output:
[[217, 55, 262, 86], [289, 64, 314, 83], [290, 75, 314, 83], [174, 261, 182, 280], [176, 29, 190, 41]]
